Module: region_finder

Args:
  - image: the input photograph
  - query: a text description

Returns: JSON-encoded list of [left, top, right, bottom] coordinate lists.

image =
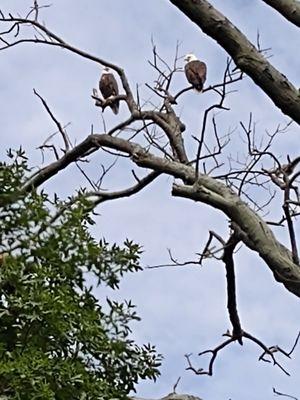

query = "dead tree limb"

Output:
[[262, 0, 300, 28], [222, 231, 243, 344], [168, 0, 300, 124], [172, 181, 300, 297], [273, 387, 298, 399], [18, 129, 300, 298], [185, 329, 297, 376]]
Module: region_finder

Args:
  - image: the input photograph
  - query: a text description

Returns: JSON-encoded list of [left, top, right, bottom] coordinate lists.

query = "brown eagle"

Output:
[[99, 67, 119, 114], [184, 53, 207, 92]]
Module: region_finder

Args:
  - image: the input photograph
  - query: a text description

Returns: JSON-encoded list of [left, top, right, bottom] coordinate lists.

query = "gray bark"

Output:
[[169, 0, 300, 124], [262, 0, 300, 27], [25, 133, 300, 298]]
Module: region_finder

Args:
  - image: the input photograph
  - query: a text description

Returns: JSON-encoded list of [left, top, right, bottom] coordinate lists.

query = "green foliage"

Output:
[[0, 150, 161, 400]]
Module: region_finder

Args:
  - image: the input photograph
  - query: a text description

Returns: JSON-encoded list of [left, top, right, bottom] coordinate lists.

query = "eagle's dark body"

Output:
[[184, 59, 207, 92], [99, 70, 119, 114]]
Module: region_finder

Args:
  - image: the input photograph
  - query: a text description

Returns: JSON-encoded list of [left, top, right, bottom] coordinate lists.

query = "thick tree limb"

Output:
[[169, 0, 300, 124], [262, 0, 300, 28], [22, 131, 300, 297], [172, 182, 300, 297]]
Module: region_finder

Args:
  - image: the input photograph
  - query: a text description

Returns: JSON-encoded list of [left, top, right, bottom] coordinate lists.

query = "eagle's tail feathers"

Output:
[[111, 101, 119, 115]]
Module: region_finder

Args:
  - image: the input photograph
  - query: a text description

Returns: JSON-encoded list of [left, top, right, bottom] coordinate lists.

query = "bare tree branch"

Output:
[[172, 181, 300, 297], [0, 15, 138, 113], [185, 329, 299, 377], [1, 3, 300, 394], [273, 387, 298, 400], [262, 0, 300, 28], [222, 230, 243, 344], [168, 0, 300, 124], [34, 89, 70, 152], [86, 171, 161, 207], [17, 123, 300, 298]]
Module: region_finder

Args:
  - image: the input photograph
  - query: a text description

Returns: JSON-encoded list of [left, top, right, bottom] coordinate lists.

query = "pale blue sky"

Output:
[[1, 1, 300, 399]]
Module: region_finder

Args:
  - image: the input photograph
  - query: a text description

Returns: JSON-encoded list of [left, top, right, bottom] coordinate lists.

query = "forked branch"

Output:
[[185, 330, 300, 377]]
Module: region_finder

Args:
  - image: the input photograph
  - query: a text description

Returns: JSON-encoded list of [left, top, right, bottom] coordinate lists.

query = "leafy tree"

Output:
[[1, 1, 300, 399], [0, 150, 161, 399]]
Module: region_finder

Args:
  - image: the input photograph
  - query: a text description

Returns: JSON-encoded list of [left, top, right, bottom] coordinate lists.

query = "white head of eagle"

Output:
[[99, 67, 120, 114], [184, 53, 207, 92]]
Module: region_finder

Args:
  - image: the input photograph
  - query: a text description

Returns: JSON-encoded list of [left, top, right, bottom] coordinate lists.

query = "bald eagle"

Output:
[[184, 54, 207, 92], [99, 67, 119, 114]]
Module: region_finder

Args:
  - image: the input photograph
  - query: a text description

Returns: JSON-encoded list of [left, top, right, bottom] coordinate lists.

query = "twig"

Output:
[[34, 89, 70, 152], [273, 387, 298, 400]]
